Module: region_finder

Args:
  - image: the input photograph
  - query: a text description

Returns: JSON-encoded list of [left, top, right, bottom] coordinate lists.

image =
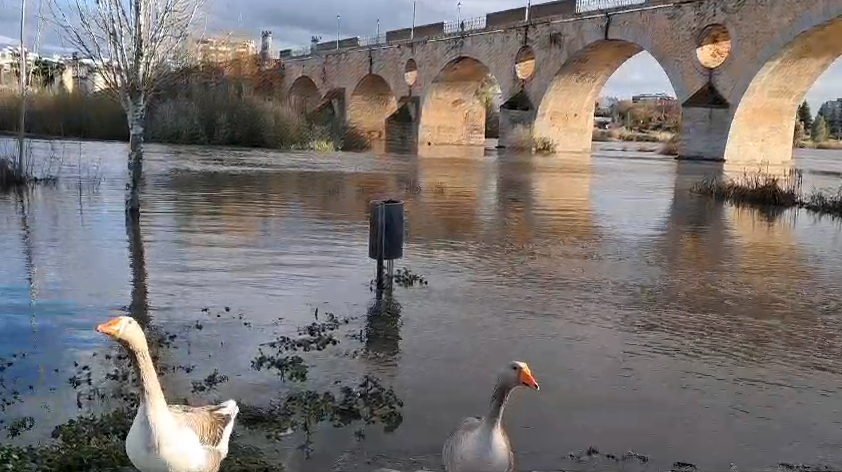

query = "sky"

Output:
[[0, 0, 839, 110]]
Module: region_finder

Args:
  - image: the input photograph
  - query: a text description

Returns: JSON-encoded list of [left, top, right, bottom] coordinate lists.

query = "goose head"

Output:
[[499, 361, 540, 391], [96, 316, 146, 349]]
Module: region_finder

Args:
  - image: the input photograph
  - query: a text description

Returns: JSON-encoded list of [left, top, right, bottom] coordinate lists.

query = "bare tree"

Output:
[[17, 0, 28, 178], [49, 0, 203, 215]]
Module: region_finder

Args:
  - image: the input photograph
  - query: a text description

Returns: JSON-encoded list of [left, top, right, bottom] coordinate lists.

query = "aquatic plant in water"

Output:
[[694, 167, 842, 218], [0, 307, 404, 469]]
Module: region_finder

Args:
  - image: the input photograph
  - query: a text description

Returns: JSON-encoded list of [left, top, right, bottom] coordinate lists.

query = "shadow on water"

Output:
[[16, 189, 37, 305], [364, 295, 403, 359], [126, 211, 150, 327]]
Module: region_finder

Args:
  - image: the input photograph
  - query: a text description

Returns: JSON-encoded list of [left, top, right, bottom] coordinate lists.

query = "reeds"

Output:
[[693, 168, 842, 217], [507, 125, 557, 154]]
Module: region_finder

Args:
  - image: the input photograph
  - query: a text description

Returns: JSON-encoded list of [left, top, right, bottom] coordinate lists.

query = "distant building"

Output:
[[65, 55, 112, 95], [632, 93, 676, 104], [196, 36, 256, 64], [818, 98, 842, 139], [259, 31, 274, 67], [0, 46, 74, 94], [0, 47, 17, 90]]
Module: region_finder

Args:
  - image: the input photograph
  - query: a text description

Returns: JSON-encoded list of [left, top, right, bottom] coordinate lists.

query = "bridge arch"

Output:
[[347, 74, 398, 142], [287, 76, 321, 114], [419, 56, 501, 148], [533, 39, 681, 154], [724, 11, 842, 164]]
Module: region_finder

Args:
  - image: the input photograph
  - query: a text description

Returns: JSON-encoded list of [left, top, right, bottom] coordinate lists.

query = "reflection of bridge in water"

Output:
[[282, 0, 842, 165]]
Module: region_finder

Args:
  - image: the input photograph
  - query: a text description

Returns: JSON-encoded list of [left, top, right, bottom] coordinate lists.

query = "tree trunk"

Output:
[[17, 0, 27, 178], [126, 98, 145, 215]]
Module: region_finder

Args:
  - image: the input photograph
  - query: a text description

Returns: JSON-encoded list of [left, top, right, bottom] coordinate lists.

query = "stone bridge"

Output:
[[281, 0, 842, 163]]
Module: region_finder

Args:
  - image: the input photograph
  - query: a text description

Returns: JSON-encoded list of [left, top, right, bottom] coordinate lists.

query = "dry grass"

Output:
[[0, 156, 23, 190], [0, 142, 64, 191], [816, 141, 842, 150], [593, 127, 674, 144], [796, 140, 842, 150], [0, 90, 367, 153], [693, 169, 802, 208], [507, 126, 556, 154], [803, 187, 842, 216], [0, 91, 127, 141], [534, 137, 556, 154], [693, 168, 842, 218], [658, 135, 679, 156]]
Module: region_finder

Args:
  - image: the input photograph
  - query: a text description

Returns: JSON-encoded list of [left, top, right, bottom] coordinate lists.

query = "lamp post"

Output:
[[336, 14, 341, 50], [457, 1, 462, 26], [526, 0, 531, 22], [411, 0, 417, 39], [377, 18, 381, 41]]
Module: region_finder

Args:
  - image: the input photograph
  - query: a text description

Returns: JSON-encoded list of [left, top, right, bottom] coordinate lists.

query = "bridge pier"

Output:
[[498, 91, 537, 149], [385, 97, 421, 152], [678, 85, 732, 162]]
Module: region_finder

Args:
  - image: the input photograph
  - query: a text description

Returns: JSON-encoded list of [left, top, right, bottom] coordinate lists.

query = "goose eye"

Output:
[[511, 366, 518, 371]]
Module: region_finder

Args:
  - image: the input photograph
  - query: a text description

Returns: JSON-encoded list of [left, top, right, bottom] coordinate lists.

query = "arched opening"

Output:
[[696, 24, 732, 70], [287, 76, 321, 114], [347, 74, 398, 142], [515, 46, 536, 80], [725, 18, 842, 164], [419, 57, 501, 147], [533, 40, 678, 155]]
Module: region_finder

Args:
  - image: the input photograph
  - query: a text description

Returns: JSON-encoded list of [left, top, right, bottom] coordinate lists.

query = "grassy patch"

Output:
[[593, 127, 674, 144]]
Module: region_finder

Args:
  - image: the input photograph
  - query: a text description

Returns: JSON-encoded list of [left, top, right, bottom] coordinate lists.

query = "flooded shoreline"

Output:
[[2, 139, 842, 471]]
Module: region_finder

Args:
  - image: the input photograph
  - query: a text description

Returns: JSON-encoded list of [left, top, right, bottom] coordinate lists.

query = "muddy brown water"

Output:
[[2, 138, 842, 472]]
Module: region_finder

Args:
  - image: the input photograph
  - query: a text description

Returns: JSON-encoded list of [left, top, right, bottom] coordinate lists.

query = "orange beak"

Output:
[[95, 318, 122, 335], [519, 366, 540, 391]]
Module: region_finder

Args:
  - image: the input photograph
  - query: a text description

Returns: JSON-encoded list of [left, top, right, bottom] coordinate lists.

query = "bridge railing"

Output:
[[360, 34, 388, 47], [443, 16, 487, 35], [290, 46, 312, 58], [576, 0, 646, 13]]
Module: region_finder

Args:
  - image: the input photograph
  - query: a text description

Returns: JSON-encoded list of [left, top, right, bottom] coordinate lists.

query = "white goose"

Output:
[[96, 316, 239, 472], [443, 361, 539, 472]]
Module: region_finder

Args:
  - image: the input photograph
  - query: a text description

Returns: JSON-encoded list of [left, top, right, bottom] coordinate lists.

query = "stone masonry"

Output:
[[282, 0, 842, 164]]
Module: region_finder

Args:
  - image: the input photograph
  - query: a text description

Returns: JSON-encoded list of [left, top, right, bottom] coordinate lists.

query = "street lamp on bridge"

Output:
[[411, 0, 417, 40], [336, 14, 341, 50]]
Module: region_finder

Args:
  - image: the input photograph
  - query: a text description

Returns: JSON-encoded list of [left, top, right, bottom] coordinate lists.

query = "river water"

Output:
[[2, 138, 842, 471]]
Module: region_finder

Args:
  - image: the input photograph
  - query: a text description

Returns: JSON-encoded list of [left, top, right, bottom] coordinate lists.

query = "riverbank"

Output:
[[0, 90, 366, 153], [796, 139, 842, 150], [592, 127, 674, 144]]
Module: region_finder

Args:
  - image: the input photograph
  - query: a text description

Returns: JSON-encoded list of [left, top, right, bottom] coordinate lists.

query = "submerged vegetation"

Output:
[[0, 307, 404, 470], [0, 143, 64, 192], [693, 168, 842, 217]]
